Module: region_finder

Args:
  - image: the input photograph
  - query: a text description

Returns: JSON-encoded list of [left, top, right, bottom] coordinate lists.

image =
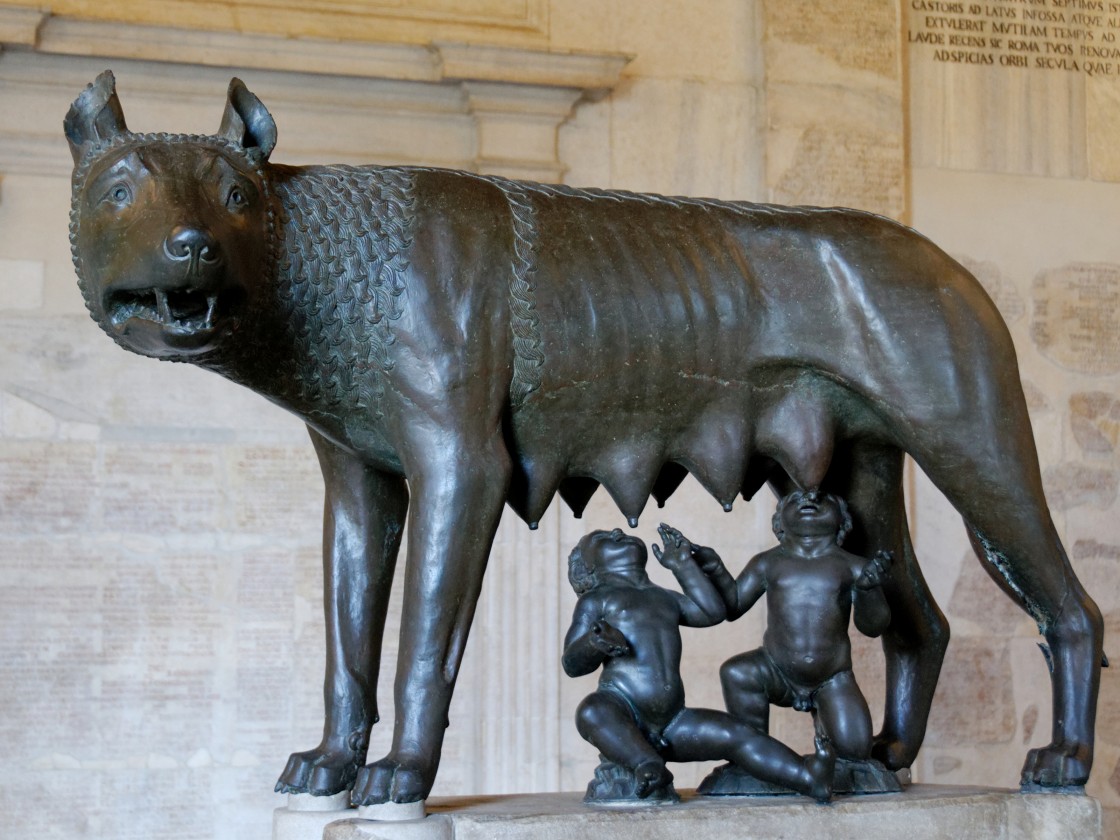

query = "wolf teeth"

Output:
[[155, 289, 172, 323], [106, 286, 221, 331]]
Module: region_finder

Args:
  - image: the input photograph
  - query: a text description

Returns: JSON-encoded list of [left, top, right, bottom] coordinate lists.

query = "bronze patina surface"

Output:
[[66, 71, 1103, 804]]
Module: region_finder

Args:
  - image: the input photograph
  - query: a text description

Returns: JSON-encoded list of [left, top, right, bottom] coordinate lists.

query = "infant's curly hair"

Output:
[[771, 490, 853, 545], [567, 542, 598, 595]]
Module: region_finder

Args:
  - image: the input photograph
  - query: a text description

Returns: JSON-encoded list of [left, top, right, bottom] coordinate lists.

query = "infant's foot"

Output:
[[634, 759, 674, 798], [804, 735, 836, 803]]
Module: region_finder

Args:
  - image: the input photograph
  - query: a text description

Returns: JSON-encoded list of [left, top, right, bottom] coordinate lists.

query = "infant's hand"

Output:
[[857, 550, 894, 590], [692, 545, 724, 575], [590, 620, 631, 658], [654, 523, 692, 570]]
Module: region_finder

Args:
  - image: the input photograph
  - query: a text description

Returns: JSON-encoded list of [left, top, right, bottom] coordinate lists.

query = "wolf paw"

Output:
[[1021, 742, 1091, 788], [351, 755, 434, 805]]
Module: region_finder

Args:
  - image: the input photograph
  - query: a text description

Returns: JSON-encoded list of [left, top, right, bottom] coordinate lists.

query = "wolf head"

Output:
[[67, 71, 278, 360]]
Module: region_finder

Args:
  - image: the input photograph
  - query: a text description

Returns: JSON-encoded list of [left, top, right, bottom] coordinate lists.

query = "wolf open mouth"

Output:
[[108, 288, 218, 332]]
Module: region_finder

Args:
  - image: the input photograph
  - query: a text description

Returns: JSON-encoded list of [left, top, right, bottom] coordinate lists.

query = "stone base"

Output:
[[356, 800, 427, 821], [274, 793, 355, 840], [317, 786, 1100, 840]]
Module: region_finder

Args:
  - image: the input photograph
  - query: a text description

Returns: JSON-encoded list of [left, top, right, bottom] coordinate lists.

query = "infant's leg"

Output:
[[665, 709, 833, 802], [720, 648, 788, 733], [813, 671, 873, 760], [576, 691, 670, 795]]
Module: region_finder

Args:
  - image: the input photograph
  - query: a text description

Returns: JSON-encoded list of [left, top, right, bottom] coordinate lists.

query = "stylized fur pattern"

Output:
[[271, 165, 416, 411], [492, 180, 545, 408]]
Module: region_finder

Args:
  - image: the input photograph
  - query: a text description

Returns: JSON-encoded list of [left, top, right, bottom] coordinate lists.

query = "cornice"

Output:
[[0, 10, 630, 91], [0, 10, 629, 181]]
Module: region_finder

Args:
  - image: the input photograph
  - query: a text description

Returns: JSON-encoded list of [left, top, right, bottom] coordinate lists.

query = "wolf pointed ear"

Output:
[[219, 78, 277, 160], [64, 70, 129, 164]]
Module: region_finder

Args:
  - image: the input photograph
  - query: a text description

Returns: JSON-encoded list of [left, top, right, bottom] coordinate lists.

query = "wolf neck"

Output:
[[202, 164, 418, 422]]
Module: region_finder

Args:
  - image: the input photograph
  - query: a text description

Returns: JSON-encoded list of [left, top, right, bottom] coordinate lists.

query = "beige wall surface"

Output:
[[1, 0, 1118, 838]]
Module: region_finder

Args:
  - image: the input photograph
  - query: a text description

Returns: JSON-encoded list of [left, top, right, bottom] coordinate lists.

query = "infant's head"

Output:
[[772, 490, 852, 545], [568, 528, 648, 593]]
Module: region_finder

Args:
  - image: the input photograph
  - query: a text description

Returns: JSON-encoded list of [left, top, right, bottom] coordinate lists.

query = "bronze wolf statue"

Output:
[[66, 71, 1103, 804]]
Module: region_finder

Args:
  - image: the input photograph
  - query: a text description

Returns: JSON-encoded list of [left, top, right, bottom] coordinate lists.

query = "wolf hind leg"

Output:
[[964, 521, 1102, 787], [914, 428, 1103, 787]]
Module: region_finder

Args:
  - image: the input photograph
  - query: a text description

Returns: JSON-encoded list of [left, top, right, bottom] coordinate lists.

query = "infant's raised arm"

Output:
[[655, 524, 726, 627]]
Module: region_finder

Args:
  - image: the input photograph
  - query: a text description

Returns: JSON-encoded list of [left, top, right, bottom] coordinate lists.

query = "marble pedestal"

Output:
[[274, 786, 1100, 840], [274, 792, 355, 840]]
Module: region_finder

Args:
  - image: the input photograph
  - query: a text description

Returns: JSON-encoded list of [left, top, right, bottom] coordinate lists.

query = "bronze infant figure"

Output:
[[66, 71, 1103, 804], [698, 490, 902, 797], [563, 525, 836, 804], [713, 491, 891, 762]]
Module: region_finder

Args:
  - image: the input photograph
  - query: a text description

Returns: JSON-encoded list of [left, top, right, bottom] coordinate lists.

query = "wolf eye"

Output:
[[226, 186, 248, 209], [102, 183, 132, 206]]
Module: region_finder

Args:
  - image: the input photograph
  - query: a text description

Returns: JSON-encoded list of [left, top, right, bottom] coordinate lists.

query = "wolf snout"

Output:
[[163, 225, 221, 267]]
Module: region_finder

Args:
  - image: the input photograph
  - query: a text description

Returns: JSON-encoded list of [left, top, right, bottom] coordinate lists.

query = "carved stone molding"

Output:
[[439, 41, 624, 96], [0, 10, 630, 180], [0, 0, 550, 41], [0, 6, 42, 44], [465, 83, 583, 181]]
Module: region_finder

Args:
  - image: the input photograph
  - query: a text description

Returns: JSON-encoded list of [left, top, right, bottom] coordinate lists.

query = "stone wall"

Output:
[[0, 0, 1117, 837]]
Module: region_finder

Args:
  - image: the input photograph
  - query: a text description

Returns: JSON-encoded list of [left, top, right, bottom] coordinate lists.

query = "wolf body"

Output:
[[65, 72, 1103, 804]]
